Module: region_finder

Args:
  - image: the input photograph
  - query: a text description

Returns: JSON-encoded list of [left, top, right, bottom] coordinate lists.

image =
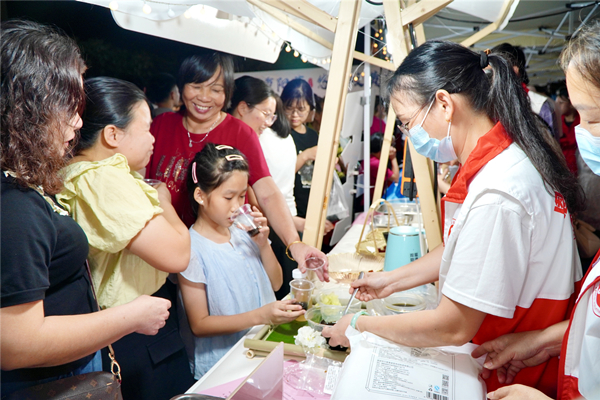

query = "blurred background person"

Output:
[[555, 86, 580, 176], [492, 43, 561, 141], [229, 75, 299, 299], [281, 78, 334, 240], [146, 72, 180, 118]]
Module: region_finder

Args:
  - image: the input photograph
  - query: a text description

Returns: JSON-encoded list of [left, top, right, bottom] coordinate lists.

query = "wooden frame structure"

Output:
[[248, 0, 508, 251], [245, 0, 455, 250]]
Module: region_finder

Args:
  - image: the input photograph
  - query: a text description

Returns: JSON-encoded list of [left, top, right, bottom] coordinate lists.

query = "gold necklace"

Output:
[[185, 113, 222, 148]]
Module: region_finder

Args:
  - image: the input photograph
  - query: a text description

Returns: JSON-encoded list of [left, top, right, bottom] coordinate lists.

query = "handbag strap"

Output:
[[84, 260, 122, 382]]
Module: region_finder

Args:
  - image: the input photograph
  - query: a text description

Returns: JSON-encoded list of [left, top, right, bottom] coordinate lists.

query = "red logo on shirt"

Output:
[[593, 283, 600, 318], [554, 192, 567, 218]]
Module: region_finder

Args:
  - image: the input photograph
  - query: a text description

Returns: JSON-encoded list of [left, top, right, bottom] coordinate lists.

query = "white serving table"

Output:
[[186, 325, 266, 393]]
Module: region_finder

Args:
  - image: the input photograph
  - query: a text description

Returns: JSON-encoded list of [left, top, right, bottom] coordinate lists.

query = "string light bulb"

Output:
[[167, 6, 175, 18], [353, 76, 359, 82], [379, 28, 383, 33], [375, 32, 379, 38], [361, 71, 365, 77], [301, 55, 307, 63], [326, 57, 331, 63], [293, 50, 299, 57], [142, 1, 152, 14], [285, 44, 292, 52], [373, 43, 378, 48], [108, 1, 118, 11], [184, 8, 191, 18]]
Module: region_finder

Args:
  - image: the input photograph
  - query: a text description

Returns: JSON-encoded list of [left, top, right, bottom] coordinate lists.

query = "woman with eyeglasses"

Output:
[[281, 79, 334, 237], [322, 40, 584, 397], [146, 54, 328, 279], [229, 76, 301, 298], [471, 21, 600, 400]]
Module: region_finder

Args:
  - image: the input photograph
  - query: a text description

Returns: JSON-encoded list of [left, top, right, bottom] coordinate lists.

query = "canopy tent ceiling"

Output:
[[423, 0, 599, 84], [78, 0, 599, 84]]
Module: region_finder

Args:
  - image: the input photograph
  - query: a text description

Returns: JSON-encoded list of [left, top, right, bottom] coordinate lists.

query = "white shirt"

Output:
[[259, 128, 297, 216], [441, 143, 581, 319]]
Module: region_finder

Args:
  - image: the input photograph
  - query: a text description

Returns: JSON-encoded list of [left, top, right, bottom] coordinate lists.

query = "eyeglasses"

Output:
[[284, 106, 310, 116], [254, 107, 277, 125], [396, 106, 425, 134]]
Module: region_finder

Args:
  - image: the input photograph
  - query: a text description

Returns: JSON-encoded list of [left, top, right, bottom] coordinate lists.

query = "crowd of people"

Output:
[[1, 16, 599, 400]]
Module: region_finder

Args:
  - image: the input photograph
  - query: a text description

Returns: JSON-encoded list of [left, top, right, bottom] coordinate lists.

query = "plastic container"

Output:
[[305, 304, 361, 331], [315, 287, 361, 310], [383, 292, 426, 314], [289, 279, 314, 310]]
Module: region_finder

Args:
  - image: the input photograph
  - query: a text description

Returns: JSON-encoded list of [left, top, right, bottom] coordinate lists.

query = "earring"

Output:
[[199, 200, 204, 205]]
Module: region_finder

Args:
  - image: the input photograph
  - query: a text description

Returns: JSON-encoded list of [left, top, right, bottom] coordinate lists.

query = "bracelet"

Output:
[[285, 240, 303, 261], [350, 311, 370, 331]]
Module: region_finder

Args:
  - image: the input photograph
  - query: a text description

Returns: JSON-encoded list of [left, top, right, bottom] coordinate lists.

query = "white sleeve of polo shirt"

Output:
[[442, 192, 532, 319]]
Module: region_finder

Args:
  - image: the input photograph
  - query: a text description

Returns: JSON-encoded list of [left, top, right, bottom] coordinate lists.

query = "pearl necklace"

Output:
[[185, 113, 222, 148]]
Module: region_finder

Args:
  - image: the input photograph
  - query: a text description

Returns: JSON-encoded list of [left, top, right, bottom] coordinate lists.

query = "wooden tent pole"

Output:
[[461, 0, 515, 47], [379, 0, 444, 249], [302, 0, 362, 249]]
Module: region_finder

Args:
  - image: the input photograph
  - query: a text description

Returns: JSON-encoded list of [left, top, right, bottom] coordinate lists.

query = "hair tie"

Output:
[[191, 161, 198, 184], [479, 51, 489, 69]]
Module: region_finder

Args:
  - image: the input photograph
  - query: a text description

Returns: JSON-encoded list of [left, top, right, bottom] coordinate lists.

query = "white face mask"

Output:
[[575, 125, 600, 175], [408, 100, 458, 163]]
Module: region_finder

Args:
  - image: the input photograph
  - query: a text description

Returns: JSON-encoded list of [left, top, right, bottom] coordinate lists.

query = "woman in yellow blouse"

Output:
[[57, 77, 193, 400]]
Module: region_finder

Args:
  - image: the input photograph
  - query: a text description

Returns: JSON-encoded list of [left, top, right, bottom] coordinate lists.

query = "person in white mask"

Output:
[[471, 21, 600, 400], [323, 39, 585, 397]]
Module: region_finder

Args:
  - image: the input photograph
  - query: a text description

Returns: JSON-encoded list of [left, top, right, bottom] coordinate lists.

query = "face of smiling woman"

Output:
[[182, 67, 225, 131]]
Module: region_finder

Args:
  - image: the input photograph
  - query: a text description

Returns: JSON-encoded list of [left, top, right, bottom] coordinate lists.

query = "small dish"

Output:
[[305, 304, 361, 331], [382, 292, 426, 314]]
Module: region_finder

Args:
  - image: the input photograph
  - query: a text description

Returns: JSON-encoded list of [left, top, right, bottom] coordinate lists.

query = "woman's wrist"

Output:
[[351, 311, 370, 332]]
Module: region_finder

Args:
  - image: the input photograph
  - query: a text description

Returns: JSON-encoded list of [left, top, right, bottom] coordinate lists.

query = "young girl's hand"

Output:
[[250, 206, 270, 248], [259, 299, 305, 325]]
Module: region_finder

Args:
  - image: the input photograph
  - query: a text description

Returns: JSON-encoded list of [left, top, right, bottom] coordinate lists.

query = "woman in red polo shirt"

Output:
[[146, 52, 327, 275]]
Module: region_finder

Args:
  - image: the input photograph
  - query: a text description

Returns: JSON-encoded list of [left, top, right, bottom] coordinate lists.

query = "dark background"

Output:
[[1, 1, 357, 89]]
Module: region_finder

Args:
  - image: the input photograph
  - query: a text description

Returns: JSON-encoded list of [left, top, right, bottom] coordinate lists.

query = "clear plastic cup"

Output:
[[289, 279, 315, 311], [303, 257, 325, 281], [142, 178, 161, 187], [299, 160, 314, 186], [230, 204, 259, 237]]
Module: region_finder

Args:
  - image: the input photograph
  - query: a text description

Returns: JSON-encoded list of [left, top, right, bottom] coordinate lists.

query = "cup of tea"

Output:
[[230, 204, 259, 237], [142, 178, 162, 187], [289, 279, 315, 310]]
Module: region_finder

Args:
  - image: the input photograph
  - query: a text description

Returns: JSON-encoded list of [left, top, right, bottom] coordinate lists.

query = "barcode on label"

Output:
[[426, 392, 448, 400]]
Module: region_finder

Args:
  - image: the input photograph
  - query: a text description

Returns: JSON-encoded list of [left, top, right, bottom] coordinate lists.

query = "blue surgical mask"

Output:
[[575, 125, 600, 175], [408, 100, 458, 163]]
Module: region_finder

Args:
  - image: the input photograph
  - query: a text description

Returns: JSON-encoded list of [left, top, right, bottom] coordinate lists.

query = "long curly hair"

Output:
[[1, 20, 86, 194]]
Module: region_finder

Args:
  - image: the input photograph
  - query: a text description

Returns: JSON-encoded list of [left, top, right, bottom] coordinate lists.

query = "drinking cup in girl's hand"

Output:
[[142, 178, 162, 187], [230, 203, 259, 236]]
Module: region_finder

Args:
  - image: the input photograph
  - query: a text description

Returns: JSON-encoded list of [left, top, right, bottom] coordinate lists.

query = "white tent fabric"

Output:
[[77, 0, 518, 67]]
